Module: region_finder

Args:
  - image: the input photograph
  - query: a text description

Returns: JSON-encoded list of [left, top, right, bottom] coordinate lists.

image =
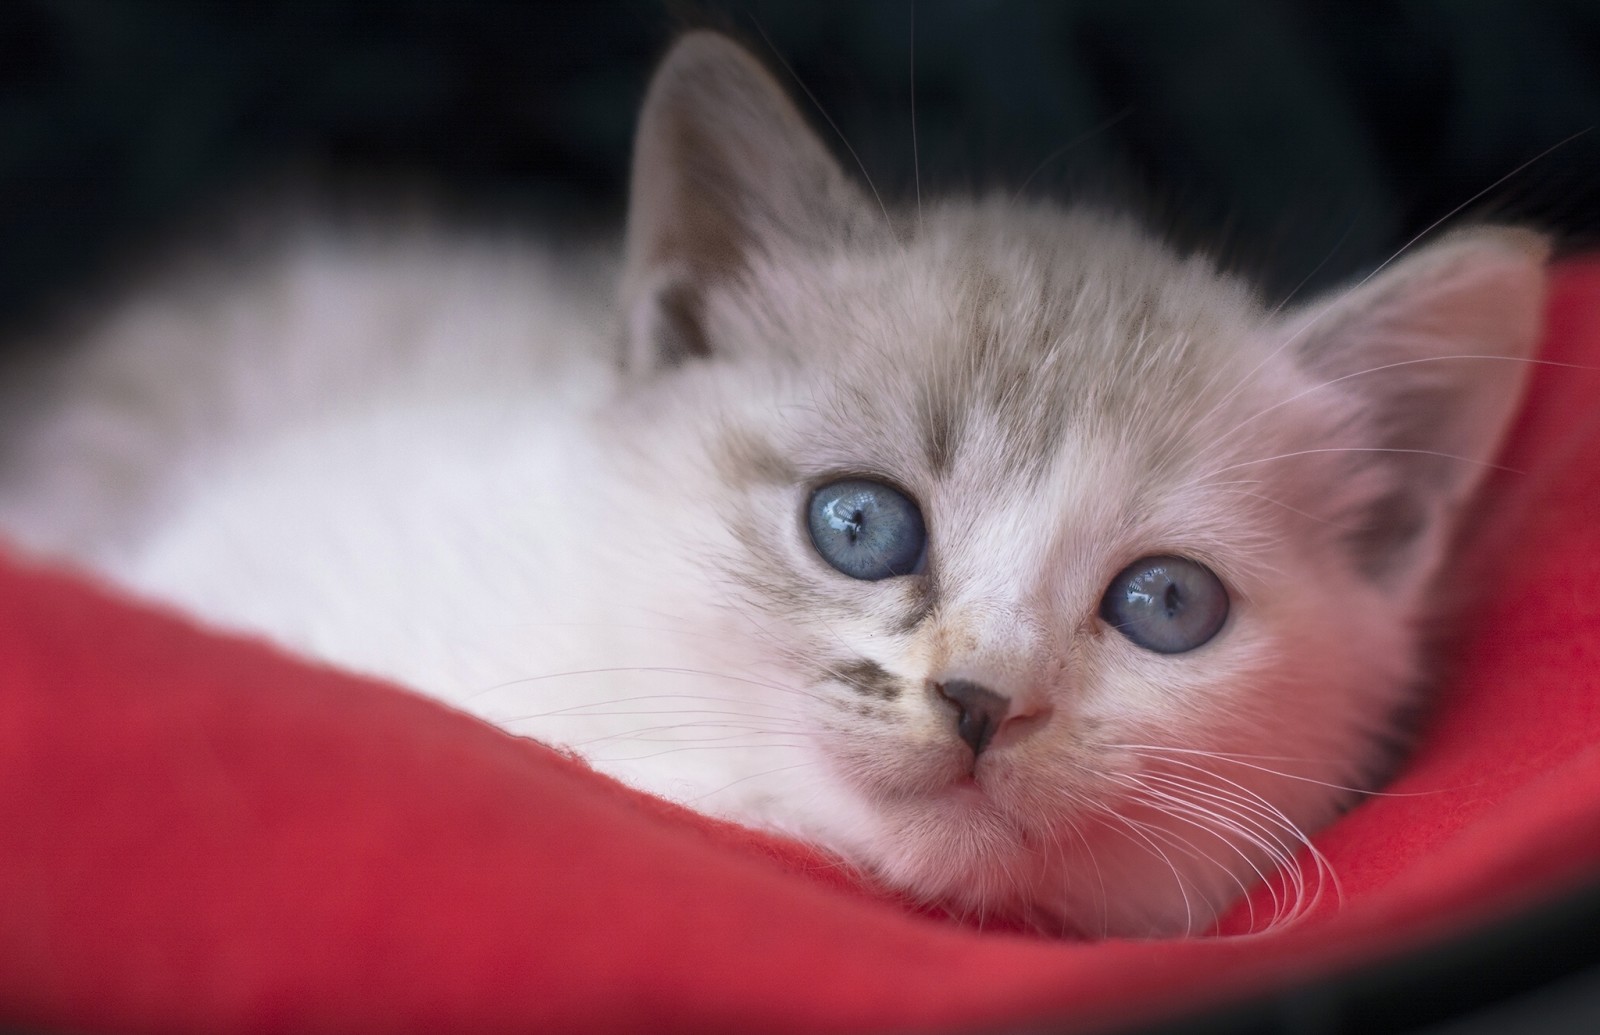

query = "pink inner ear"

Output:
[[1, 259, 1599, 1035], [1276, 230, 1550, 588]]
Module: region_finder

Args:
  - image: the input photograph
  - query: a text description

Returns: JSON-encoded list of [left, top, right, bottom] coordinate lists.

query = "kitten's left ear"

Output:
[[620, 32, 878, 370], [1282, 226, 1549, 584]]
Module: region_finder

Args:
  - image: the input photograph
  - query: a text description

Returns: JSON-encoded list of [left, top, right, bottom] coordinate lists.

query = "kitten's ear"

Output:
[[1283, 227, 1549, 584], [620, 31, 876, 370]]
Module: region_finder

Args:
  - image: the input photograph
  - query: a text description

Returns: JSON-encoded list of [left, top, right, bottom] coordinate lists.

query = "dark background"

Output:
[[1, 0, 1597, 342]]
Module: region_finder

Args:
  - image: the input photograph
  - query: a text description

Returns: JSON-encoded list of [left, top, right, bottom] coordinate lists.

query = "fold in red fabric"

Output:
[[2, 262, 1598, 1035]]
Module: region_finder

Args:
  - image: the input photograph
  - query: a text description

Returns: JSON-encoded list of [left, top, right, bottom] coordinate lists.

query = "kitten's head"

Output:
[[611, 33, 1547, 936]]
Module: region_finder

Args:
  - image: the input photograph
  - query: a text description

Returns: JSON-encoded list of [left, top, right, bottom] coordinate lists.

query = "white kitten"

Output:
[[0, 33, 1547, 937]]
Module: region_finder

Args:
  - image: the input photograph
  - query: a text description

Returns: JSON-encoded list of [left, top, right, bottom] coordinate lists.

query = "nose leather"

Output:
[[937, 679, 1011, 756]]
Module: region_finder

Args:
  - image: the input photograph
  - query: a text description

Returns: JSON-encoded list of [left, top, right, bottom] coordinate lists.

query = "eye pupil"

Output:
[[1100, 555, 1228, 654], [807, 479, 926, 581]]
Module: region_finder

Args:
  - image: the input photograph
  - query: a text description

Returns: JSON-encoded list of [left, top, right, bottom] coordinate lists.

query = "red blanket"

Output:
[[3, 261, 1599, 1035]]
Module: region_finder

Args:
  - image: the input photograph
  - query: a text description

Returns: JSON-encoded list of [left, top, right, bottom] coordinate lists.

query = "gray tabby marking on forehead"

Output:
[[914, 266, 1085, 484], [919, 384, 965, 476]]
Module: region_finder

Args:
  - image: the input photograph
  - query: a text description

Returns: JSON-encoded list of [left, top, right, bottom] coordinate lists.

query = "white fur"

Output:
[[0, 34, 1547, 937]]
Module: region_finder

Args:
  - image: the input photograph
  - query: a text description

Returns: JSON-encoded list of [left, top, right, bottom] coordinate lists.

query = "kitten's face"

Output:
[[625, 206, 1405, 935], [609, 33, 1546, 936]]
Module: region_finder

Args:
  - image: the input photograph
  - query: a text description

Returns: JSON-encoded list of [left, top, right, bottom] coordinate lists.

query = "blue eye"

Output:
[[807, 478, 927, 580], [1100, 555, 1229, 654]]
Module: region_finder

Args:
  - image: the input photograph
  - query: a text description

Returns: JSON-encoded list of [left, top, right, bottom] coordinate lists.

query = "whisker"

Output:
[[689, 760, 822, 804], [586, 741, 811, 763], [726, 604, 903, 710], [567, 721, 806, 748], [1115, 742, 1439, 798], [1265, 222, 1353, 318], [747, 17, 897, 237], [1055, 813, 1111, 940], [908, 0, 920, 228], [1209, 353, 1594, 451], [472, 666, 831, 708], [1082, 801, 1196, 936], [1118, 753, 1347, 925], [1118, 772, 1321, 926], [1185, 129, 1586, 450], [1367, 128, 1591, 284], [506, 694, 796, 718], [1194, 445, 1521, 484], [1010, 107, 1135, 204], [1115, 783, 1276, 928], [1216, 488, 1361, 531]]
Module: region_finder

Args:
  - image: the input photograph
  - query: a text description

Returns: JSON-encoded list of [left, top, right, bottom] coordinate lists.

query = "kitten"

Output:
[[0, 32, 1548, 937]]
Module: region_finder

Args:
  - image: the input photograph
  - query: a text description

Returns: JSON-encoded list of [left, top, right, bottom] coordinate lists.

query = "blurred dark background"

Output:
[[0, 0, 1596, 340]]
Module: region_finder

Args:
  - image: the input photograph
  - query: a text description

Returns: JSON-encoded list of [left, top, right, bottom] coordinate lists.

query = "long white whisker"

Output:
[[1116, 782, 1276, 929], [1010, 107, 1135, 203], [1211, 353, 1592, 451], [1265, 222, 1354, 318], [1083, 802, 1196, 936], [723, 608, 900, 715], [1193, 445, 1520, 485], [1115, 742, 1438, 797], [1117, 772, 1321, 928], [748, 18, 896, 236], [690, 760, 822, 804], [1186, 128, 1586, 447], [473, 666, 831, 708], [567, 721, 805, 748], [507, 693, 796, 718], [1216, 488, 1359, 530], [1057, 813, 1111, 940], [1371, 128, 1591, 282], [588, 741, 812, 763], [1117, 750, 1346, 923], [908, 0, 920, 228]]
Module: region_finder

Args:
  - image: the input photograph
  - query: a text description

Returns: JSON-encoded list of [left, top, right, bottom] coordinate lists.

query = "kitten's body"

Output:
[[0, 35, 1548, 937]]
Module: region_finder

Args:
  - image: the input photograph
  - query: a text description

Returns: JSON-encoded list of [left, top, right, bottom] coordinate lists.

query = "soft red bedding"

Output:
[[2, 261, 1598, 1035]]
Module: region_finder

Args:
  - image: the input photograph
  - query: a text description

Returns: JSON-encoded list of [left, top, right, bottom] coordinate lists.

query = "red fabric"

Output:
[[2, 261, 1598, 1035]]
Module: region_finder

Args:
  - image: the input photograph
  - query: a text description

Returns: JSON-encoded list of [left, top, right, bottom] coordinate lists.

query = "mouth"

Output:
[[935, 770, 999, 812], [844, 737, 1027, 815], [945, 772, 982, 792]]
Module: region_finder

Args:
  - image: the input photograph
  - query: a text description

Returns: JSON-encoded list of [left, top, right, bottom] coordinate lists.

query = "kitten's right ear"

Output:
[[620, 32, 877, 371]]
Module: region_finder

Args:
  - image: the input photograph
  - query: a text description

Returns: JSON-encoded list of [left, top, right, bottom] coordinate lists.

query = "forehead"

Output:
[[758, 206, 1279, 488], [718, 208, 1308, 606]]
